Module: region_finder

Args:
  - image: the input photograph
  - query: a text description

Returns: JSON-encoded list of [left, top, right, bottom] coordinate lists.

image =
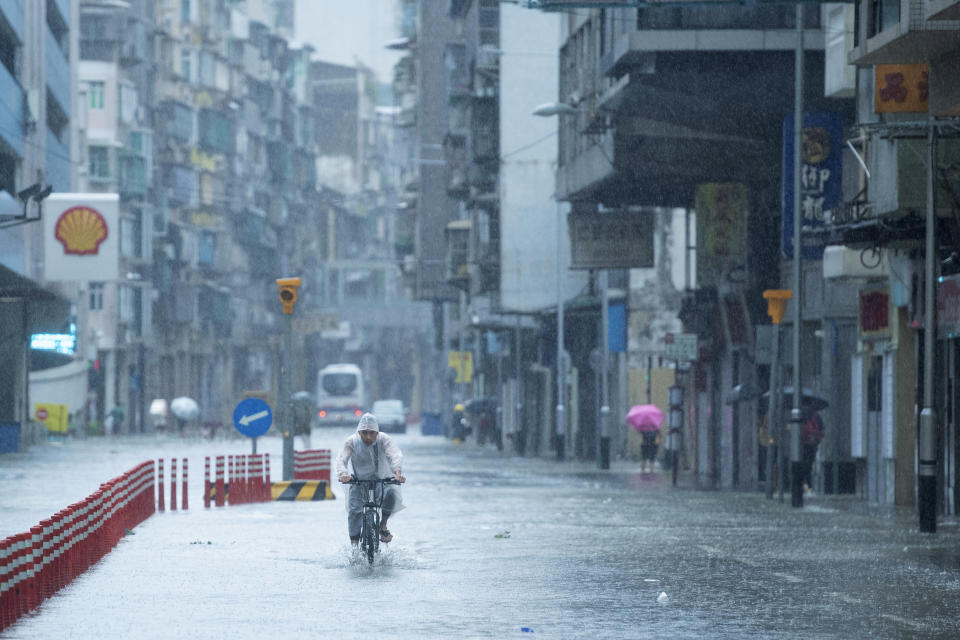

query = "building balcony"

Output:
[[45, 128, 69, 192], [444, 219, 471, 290], [46, 27, 70, 118], [848, 0, 960, 65], [1, 0, 24, 43], [445, 43, 471, 103], [603, 26, 824, 79], [119, 151, 148, 199], [0, 61, 24, 157], [444, 134, 468, 197], [927, 0, 960, 19], [163, 164, 197, 208], [51, 0, 69, 29]]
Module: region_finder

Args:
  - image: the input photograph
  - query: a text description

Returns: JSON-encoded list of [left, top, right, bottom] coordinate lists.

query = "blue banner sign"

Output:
[[782, 111, 843, 260]]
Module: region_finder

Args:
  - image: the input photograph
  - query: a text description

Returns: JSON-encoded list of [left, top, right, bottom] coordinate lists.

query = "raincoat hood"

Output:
[[357, 412, 379, 432]]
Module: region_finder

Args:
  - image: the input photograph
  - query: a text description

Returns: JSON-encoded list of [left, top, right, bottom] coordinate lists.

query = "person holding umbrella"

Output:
[[800, 403, 825, 494], [625, 404, 665, 474], [170, 397, 200, 436]]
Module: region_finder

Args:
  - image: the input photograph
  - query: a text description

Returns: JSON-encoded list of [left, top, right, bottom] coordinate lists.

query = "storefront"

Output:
[[0, 264, 71, 450]]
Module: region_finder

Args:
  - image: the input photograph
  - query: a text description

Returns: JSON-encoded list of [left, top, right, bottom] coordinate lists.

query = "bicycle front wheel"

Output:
[[363, 511, 376, 564]]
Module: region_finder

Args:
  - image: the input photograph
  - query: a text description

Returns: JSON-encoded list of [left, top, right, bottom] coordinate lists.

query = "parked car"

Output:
[[371, 399, 406, 433]]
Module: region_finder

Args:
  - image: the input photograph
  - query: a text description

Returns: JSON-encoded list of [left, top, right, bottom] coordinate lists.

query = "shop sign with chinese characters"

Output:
[[875, 64, 929, 113]]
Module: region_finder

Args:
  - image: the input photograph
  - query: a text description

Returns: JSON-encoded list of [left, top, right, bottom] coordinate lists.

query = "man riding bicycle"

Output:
[[336, 413, 406, 545]]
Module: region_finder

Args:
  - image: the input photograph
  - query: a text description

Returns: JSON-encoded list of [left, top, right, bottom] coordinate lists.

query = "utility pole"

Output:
[[790, 2, 805, 509], [556, 201, 567, 461], [919, 122, 937, 533]]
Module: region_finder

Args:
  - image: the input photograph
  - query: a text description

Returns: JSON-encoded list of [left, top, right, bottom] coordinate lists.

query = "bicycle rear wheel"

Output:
[[363, 511, 376, 564]]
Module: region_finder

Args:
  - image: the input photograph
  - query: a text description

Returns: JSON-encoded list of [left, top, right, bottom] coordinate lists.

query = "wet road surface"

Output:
[[2, 429, 960, 639]]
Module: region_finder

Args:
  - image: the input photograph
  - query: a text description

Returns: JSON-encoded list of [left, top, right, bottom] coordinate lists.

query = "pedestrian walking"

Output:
[[800, 404, 824, 494], [109, 405, 125, 435], [452, 403, 466, 442], [641, 429, 661, 473]]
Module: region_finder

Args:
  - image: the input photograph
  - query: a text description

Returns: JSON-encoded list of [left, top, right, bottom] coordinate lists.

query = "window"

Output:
[[180, 49, 191, 81], [89, 283, 104, 310], [181, 0, 191, 24], [89, 146, 109, 179], [89, 81, 105, 109]]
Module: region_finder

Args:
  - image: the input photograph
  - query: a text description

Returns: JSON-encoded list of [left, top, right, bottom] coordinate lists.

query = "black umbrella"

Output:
[[760, 386, 828, 411]]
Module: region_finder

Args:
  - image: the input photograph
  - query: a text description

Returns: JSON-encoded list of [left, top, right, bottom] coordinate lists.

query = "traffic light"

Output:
[[276, 277, 301, 314]]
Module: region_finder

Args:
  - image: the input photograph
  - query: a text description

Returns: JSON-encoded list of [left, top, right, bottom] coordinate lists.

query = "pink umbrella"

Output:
[[625, 404, 665, 432]]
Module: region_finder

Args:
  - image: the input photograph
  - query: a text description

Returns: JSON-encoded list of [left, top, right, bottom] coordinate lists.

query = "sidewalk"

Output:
[[560, 453, 960, 539]]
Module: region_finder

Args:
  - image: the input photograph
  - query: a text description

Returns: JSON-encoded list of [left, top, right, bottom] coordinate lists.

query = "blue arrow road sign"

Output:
[[233, 397, 273, 438]]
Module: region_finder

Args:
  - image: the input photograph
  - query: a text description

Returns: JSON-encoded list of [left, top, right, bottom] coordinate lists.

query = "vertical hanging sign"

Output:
[[782, 112, 843, 260], [695, 183, 748, 287]]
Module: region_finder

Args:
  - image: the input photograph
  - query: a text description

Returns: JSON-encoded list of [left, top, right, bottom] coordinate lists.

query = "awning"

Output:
[[0, 264, 71, 334]]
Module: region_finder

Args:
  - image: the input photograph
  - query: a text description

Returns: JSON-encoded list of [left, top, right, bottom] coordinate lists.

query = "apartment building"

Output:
[[535, 4, 856, 485], [0, 0, 76, 446]]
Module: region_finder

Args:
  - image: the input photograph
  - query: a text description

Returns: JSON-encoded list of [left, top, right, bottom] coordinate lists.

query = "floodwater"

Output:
[[3, 428, 960, 639]]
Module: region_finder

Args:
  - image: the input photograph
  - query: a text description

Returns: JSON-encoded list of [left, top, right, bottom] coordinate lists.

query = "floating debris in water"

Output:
[[495, 531, 511, 539], [521, 627, 534, 633], [657, 592, 669, 604], [124, 528, 134, 536]]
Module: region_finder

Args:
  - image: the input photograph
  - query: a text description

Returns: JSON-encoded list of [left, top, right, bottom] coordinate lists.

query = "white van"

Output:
[[316, 363, 365, 426]]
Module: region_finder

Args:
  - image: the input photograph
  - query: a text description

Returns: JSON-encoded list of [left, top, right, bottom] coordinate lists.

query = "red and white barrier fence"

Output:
[[0, 461, 155, 632], [155, 457, 188, 511], [204, 453, 271, 507], [293, 449, 332, 485]]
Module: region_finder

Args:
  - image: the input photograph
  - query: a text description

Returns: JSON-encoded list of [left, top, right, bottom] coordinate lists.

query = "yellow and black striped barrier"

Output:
[[270, 480, 335, 501]]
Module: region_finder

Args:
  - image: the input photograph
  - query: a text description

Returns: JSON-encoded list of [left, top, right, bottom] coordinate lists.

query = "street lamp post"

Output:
[[534, 100, 611, 467], [533, 102, 582, 462], [556, 205, 567, 460]]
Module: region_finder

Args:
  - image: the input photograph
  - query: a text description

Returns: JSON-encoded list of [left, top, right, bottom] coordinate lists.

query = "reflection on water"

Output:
[[3, 430, 960, 639]]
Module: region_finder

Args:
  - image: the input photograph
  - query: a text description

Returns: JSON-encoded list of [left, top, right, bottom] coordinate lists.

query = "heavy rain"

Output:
[[2, 0, 960, 638]]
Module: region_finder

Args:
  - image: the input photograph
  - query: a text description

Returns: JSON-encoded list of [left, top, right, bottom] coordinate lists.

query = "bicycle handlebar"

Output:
[[340, 476, 402, 485]]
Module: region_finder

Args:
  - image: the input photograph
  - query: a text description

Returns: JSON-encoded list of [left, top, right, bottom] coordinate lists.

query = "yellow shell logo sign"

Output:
[[54, 206, 108, 255]]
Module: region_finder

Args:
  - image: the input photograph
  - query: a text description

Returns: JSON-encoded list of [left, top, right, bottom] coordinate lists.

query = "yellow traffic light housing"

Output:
[[763, 289, 792, 325], [276, 277, 302, 314]]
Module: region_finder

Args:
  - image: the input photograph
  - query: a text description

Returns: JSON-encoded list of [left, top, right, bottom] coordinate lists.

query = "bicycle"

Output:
[[341, 476, 402, 565]]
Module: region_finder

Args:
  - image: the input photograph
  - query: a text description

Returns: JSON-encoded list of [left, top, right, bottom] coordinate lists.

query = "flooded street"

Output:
[[3, 430, 960, 639]]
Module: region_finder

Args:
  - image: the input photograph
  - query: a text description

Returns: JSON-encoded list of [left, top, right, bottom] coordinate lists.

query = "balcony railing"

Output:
[[120, 151, 148, 198]]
